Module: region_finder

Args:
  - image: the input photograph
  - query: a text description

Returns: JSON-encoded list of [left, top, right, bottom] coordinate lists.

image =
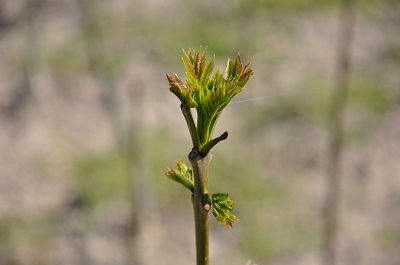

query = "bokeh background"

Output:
[[0, 0, 399, 265]]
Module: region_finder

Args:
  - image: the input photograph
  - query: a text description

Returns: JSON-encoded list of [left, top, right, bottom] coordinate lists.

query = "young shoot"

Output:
[[165, 47, 253, 265]]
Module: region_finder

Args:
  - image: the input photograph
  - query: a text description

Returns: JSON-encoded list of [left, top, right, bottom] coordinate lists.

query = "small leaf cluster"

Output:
[[166, 47, 253, 155], [165, 160, 194, 192], [165, 161, 238, 228], [211, 193, 239, 228]]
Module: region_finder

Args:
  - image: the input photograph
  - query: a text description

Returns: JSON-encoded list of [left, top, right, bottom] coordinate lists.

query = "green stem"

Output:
[[181, 104, 201, 149], [189, 150, 212, 265]]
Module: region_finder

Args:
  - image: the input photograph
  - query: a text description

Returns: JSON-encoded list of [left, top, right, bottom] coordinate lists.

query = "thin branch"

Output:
[[181, 104, 201, 149], [189, 150, 212, 265], [322, 1, 356, 265]]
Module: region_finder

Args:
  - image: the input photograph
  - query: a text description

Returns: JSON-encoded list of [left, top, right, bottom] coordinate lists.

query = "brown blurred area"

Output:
[[0, 0, 399, 265]]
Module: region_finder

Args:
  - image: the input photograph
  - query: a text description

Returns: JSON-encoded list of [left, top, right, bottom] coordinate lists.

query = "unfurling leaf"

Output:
[[166, 47, 254, 155]]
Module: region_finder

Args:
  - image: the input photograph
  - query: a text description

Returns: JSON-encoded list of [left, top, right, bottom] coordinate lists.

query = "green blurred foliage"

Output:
[[242, 70, 393, 146], [210, 153, 320, 260], [0, 218, 26, 246], [0, 216, 58, 263], [236, 0, 337, 12], [72, 127, 192, 211], [349, 74, 392, 117], [376, 227, 400, 248], [46, 41, 87, 74], [239, 215, 320, 259], [238, 0, 393, 12], [73, 149, 129, 209], [242, 84, 331, 134]]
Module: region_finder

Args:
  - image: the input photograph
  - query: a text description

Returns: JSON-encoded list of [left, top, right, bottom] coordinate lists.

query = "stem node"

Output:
[[189, 152, 212, 265]]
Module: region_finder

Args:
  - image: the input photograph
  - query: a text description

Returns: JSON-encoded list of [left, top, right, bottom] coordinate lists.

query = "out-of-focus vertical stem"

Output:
[[323, 0, 356, 265], [4, 0, 38, 119], [189, 150, 212, 265], [76, 0, 121, 140]]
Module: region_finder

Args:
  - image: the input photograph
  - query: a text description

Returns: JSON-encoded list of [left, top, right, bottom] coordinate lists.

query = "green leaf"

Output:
[[165, 160, 194, 192], [211, 193, 238, 228], [200, 55, 215, 86]]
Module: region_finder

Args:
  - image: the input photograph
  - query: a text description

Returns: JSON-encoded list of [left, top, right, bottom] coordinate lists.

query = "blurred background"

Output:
[[0, 0, 399, 265]]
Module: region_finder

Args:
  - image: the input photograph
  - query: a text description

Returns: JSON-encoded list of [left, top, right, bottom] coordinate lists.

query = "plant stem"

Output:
[[189, 150, 212, 265], [323, 0, 356, 265], [181, 104, 201, 149]]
